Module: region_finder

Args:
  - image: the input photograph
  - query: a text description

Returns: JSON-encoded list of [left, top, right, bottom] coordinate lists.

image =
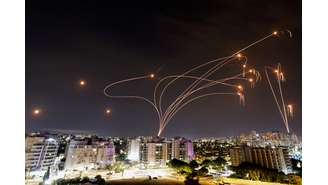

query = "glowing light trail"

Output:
[[104, 31, 285, 136], [265, 63, 293, 133]]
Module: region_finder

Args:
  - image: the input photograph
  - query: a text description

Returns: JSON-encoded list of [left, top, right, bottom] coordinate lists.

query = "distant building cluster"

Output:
[[25, 133, 194, 175], [192, 130, 301, 174], [25, 130, 301, 179], [193, 130, 300, 147]]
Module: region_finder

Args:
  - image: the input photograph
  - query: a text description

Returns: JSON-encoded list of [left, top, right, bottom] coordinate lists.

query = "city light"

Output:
[[273, 31, 278, 35], [149, 73, 155, 79]]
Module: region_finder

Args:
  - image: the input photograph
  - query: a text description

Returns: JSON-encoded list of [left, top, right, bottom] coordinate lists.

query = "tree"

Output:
[[42, 167, 50, 184], [211, 157, 227, 171], [168, 158, 189, 169], [94, 175, 106, 185], [197, 167, 209, 176], [81, 176, 90, 183], [201, 159, 211, 167], [288, 174, 302, 185], [168, 158, 207, 185], [189, 160, 199, 169], [291, 158, 302, 176], [107, 162, 126, 176]]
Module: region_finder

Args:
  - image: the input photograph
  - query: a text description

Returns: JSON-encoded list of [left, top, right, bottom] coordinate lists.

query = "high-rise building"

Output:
[[170, 137, 194, 161], [140, 138, 168, 168], [229, 146, 291, 173], [64, 139, 115, 170], [25, 136, 59, 172], [127, 138, 140, 161], [138, 136, 194, 168]]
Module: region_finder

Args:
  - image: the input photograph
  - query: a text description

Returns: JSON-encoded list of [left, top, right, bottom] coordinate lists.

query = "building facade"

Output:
[[25, 137, 59, 172], [64, 139, 115, 170], [170, 137, 194, 161], [229, 146, 291, 173], [138, 137, 194, 168], [127, 138, 140, 162]]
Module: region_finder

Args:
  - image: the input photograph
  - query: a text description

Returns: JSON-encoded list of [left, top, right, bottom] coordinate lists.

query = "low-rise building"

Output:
[[64, 139, 115, 170]]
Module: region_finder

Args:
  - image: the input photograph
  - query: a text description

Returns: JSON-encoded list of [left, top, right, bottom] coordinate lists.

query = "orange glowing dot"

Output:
[[248, 78, 253, 82], [237, 85, 243, 90], [150, 74, 155, 78], [33, 109, 41, 115], [249, 69, 253, 73], [273, 31, 278, 35], [236, 53, 242, 58], [105, 109, 111, 114], [274, 69, 279, 73], [79, 80, 86, 86], [243, 64, 246, 68]]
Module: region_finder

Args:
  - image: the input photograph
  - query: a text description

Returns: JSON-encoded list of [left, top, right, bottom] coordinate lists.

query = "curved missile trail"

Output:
[[104, 31, 285, 136], [103, 75, 161, 120], [160, 72, 255, 130]]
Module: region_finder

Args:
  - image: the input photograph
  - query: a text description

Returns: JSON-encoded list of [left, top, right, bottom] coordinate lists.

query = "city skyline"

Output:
[[26, 0, 301, 138]]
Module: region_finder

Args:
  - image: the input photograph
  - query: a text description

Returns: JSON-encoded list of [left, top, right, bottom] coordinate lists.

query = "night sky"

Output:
[[26, 0, 301, 138]]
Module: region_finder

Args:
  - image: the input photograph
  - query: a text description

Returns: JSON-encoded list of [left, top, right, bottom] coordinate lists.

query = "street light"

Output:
[[149, 74, 155, 79]]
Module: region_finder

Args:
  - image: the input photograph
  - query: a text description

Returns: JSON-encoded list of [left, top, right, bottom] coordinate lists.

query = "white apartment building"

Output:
[[127, 138, 140, 161], [25, 137, 59, 172], [64, 139, 115, 170]]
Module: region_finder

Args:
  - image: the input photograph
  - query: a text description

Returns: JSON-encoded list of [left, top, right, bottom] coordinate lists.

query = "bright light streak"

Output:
[[104, 32, 277, 136]]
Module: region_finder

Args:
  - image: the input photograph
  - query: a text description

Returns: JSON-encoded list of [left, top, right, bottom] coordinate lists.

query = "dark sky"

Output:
[[26, 0, 301, 138]]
